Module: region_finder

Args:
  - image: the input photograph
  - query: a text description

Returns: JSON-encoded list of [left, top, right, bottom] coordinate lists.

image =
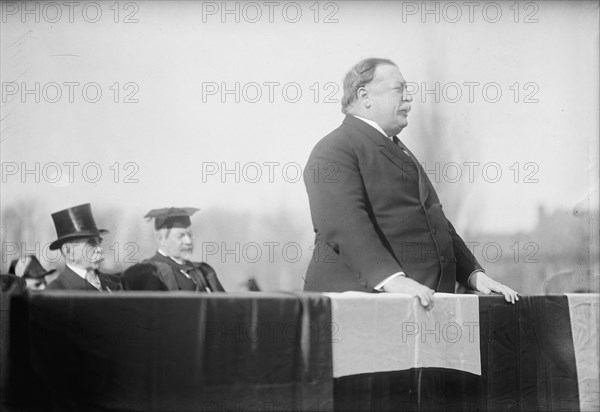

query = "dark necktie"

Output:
[[392, 136, 432, 203], [392, 135, 414, 162], [182, 263, 212, 292], [85, 269, 102, 290]]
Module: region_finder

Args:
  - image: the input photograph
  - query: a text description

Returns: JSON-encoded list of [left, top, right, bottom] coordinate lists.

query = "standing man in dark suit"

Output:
[[303, 58, 518, 307], [122, 208, 225, 292], [46, 203, 122, 291]]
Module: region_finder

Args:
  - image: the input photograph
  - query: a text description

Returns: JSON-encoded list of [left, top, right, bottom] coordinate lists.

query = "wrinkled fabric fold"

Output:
[[326, 292, 480, 378], [567, 293, 600, 411], [18, 291, 334, 411]]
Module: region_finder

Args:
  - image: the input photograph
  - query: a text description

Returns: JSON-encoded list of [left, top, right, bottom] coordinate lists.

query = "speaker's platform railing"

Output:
[[1, 291, 598, 411]]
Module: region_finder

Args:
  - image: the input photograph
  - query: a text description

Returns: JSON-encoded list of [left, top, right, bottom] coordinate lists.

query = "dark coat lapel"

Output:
[[63, 267, 98, 291], [47, 267, 98, 291], [397, 142, 432, 206], [150, 252, 179, 269], [343, 115, 422, 185], [344, 115, 435, 208], [97, 272, 122, 291], [148, 252, 225, 292], [193, 262, 226, 292], [48, 267, 122, 291], [147, 252, 187, 290]]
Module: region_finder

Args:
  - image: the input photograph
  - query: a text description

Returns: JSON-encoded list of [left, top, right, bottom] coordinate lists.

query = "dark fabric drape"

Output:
[[1, 293, 585, 411], [5, 291, 333, 412], [479, 295, 579, 412]]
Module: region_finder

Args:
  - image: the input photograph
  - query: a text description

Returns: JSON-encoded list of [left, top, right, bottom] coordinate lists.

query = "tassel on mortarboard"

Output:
[[144, 207, 200, 230]]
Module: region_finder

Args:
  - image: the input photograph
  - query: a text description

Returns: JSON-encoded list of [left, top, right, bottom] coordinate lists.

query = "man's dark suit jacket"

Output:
[[0, 274, 26, 293], [123, 252, 225, 292], [303, 115, 482, 293], [46, 266, 123, 291]]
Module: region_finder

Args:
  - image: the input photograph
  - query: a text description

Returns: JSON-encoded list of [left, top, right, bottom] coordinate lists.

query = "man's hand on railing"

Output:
[[469, 271, 519, 304], [382, 276, 435, 309]]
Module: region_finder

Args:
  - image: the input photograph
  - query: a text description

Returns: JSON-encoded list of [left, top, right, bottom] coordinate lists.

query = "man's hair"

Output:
[[341, 58, 397, 114], [156, 228, 172, 239]]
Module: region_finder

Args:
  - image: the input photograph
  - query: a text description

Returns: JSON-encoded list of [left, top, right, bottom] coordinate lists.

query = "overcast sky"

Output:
[[1, 1, 598, 236]]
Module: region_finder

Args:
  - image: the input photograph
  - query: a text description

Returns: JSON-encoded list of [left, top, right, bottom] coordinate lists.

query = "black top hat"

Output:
[[49, 203, 108, 250], [9, 255, 56, 279]]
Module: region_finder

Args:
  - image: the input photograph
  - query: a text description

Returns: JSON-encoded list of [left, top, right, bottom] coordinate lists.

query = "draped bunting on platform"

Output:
[[567, 294, 600, 411], [0, 292, 598, 411], [326, 292, 480, 378], [334, 294, 599, 412], [2, 292, 334, 412]]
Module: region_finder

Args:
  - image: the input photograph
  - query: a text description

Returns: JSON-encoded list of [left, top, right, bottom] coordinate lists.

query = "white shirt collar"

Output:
[[66, 263, 88, 279], [66, 263, 102, 290], [352, 115, 392, 140], [158, 249, 184, 265]]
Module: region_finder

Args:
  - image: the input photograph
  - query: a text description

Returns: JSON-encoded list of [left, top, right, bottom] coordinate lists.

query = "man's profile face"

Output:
[[157, 227, 194, 260], [365, 64, 412, 136], [61, 236, 104, 271]]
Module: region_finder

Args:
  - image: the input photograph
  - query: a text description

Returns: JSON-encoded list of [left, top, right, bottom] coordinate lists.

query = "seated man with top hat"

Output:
[[9, 254, 56, 290], [122, 207, 225, 292], [46, 203, 122, 291]]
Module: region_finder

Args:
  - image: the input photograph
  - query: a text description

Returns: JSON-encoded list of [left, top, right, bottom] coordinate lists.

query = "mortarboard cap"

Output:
[[144, 207, 200, 230]]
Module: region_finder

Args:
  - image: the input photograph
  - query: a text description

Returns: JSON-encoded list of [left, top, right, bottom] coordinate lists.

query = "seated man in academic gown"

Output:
[[46, 203, 122, 291], [123, 207, 225, 292]]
